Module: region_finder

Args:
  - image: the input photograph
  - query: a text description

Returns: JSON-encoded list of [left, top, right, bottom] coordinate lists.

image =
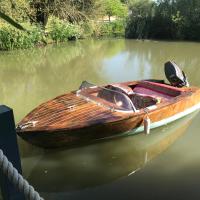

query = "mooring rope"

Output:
[[0, 149, 43, 200]]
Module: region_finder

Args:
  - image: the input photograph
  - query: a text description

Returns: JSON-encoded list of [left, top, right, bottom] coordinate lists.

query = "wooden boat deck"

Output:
[[20, 92, 125, 132]]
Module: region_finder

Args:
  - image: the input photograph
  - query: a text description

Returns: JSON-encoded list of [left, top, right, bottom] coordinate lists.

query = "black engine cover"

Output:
[[164, 61, 189, 87]]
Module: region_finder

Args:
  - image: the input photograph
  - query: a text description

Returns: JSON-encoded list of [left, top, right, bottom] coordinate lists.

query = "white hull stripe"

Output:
[[127, 101, 200, 135], [98, 101, 200, 141]]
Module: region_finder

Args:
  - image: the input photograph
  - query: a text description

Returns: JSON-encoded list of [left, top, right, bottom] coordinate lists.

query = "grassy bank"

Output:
[[0, 17, 81, 50], [0, 17, 126, 51]]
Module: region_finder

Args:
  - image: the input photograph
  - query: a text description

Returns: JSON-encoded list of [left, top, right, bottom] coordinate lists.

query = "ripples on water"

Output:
[[0, 39, 200, 200]]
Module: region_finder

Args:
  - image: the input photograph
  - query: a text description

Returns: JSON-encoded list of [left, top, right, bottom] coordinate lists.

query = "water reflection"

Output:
[[1, 39, 200, 122], [0, 39, 126, 122], [100, 40, 200, 84], [19, 113, 196, 195]]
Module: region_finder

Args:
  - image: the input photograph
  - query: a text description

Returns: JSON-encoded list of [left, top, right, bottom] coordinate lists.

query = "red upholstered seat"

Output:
[[132, 81, 182, 100]]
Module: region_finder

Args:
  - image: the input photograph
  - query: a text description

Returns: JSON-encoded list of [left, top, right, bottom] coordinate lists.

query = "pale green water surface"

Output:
[[1, 39, 200, 200]]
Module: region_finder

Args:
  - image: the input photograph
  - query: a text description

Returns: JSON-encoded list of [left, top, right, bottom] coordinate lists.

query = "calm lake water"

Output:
[[1, 39, 200, 200]]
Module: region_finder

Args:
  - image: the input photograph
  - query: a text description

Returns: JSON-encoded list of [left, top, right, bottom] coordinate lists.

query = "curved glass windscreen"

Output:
[[77, 81, 135, 112]]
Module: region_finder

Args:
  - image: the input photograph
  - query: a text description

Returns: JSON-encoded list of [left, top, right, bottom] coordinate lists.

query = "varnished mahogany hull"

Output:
[[17, 81, 200, 148], [22, 114, 195, 192]]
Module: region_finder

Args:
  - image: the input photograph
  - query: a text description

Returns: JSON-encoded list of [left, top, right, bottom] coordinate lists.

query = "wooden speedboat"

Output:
[[22, 113, 195, 192], [16, 61, 200, 148]]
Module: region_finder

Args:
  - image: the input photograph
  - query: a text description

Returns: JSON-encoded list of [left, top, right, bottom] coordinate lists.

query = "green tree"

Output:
[[126, 0, 200, 40], [0, 0, 28, 31], [0, 0, 30, 21], [175, 0, 200, 40], [126, 0, 155, 39], [150, 0, 175, 39], [0, 11, 26, 31], [28, 0, 106, 27], [103, 0, 128, 21]]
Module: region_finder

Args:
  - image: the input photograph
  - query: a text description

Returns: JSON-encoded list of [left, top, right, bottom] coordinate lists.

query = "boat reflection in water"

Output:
[[20, 112, 198, 194]]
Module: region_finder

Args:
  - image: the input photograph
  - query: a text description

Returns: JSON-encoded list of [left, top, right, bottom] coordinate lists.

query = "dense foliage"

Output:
[[0, 25, 42, 50], [1, 0, 200, 50], [0, 0, 128, 50], [126, 0, 200, 40], [99, 19, 126, 37], [103, 0, 128, 21]]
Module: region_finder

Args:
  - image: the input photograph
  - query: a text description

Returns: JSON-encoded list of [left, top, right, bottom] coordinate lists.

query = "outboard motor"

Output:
[[164, 61, 189, 87]]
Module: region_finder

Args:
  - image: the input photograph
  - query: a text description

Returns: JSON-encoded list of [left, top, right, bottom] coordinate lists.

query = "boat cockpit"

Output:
[[77, 61, 188, 113], [76, 80, 182, 113]]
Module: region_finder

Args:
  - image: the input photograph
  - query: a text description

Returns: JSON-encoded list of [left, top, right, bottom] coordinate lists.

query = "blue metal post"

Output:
[[0, 105, 25, 200]]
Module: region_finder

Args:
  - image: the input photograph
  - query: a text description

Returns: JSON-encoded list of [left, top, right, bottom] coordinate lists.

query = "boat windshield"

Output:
[[77, 81, 135, 112]]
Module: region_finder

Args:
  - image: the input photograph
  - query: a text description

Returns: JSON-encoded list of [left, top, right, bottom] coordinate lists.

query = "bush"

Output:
[[0, 17, 83, 50], [46, 17, 82, 43], [100, 20, 126, 37], [0, 24, 43, 50], [79, 21, 97, 38]]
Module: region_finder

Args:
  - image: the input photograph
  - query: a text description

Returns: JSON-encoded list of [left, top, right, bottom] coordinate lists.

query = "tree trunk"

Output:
[[34, 2, 48, 28], [0, 11, 27, 31]]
